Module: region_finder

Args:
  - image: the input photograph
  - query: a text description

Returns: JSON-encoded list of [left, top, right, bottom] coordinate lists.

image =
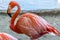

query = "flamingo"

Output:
[[0, 32, 17, 40], [7, 1, 60, 40]]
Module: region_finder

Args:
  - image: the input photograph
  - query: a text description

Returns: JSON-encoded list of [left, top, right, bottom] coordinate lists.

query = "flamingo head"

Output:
[[7, 1, 19, 17]]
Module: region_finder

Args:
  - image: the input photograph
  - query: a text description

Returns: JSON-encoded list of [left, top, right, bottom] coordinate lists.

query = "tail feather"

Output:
[[47, 24, 60, 36], [48, 32, 56, 36]]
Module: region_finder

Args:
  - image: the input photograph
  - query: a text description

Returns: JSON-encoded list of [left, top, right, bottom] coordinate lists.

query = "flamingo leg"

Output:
[[31, 38, 38, 40], [31, 39, 37, 40]]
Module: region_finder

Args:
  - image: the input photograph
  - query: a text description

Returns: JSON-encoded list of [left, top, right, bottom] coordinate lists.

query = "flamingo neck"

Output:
[[10, 5, 21, 33]]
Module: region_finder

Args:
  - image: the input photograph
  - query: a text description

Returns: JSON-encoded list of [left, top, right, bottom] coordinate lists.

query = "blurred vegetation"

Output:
[[0, 9, 60, 15]]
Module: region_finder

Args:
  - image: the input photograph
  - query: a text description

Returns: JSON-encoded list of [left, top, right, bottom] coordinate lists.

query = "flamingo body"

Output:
[[16, 13, 60, 39], [7, 1, 60, 40], [16, 13, 48, 38]]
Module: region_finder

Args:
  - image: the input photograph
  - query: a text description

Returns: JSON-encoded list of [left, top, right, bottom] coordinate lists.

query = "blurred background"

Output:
[[0, 0, 60, 40]]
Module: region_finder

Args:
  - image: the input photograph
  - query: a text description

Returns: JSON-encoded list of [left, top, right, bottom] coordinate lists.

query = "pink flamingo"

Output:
[[7, 1, 60, 40], [0, 32, 17, 40]]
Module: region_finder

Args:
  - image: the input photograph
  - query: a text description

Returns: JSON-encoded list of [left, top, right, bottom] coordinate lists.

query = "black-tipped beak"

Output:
[[7, 6, 12, 17], [7, 13, 12, 17]]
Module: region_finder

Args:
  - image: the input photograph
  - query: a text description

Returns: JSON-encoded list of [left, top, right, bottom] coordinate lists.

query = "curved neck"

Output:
[[10, 4, 21, 33], [11, 5, 20, 24]]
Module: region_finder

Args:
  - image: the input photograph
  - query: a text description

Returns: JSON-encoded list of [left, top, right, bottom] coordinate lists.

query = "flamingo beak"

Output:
[[7, 5, 12, 17]]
